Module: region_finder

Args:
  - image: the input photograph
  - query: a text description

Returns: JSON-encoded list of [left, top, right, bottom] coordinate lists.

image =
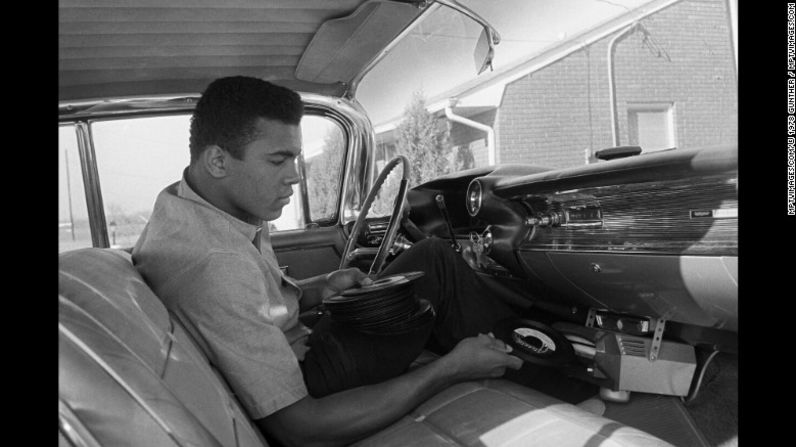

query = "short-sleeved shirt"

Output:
[[132, 174, 310, 419]]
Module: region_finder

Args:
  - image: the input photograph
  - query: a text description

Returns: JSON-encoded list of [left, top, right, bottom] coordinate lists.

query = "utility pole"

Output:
[[64, 148, 76, 241]]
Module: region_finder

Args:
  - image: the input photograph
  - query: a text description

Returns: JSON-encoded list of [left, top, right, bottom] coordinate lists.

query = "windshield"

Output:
[[357, 0, 737, 186]]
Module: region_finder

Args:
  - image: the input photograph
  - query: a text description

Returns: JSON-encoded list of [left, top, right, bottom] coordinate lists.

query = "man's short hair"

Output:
[[189, 76, 304, 161]]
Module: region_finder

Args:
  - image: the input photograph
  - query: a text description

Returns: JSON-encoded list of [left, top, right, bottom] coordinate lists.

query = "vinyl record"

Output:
[[493, 318, 575, 367], [360, 299, 435, 335], [323, 270, 430, 335], [398, 271, 425, 282], [340, 276, 408, 296], [323, 272, 435, 335], [326, 284, 413, 317], [337, 271, 425, 297]]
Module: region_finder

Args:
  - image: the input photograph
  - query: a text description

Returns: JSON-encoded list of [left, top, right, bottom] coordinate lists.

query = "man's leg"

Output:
[[301, 237, 519, 397], [381, 237, 520, 353], [301, 314, 433, 397]]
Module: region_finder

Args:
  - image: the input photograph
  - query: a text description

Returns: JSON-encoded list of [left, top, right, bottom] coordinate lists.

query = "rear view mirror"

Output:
[[474, 28, 495, 75], [432, 0, 500, 75]]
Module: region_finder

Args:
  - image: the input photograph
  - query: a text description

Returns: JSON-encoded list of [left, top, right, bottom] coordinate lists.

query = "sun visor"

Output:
[[295, 0, 421, 84]]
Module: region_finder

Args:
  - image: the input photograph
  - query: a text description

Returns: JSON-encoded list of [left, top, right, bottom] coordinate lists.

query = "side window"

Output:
[[91, 115, 190, 248], [59, 125, 91, 252], [271, 115, 346, 231], [65, 112, 346, 249]]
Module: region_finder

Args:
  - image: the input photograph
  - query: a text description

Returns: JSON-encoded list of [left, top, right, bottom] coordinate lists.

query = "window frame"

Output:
[[59, 95, 368, 248], [59, 123, 94, 252], [62, 120, 110, 248], [294, 110, 351, 228]]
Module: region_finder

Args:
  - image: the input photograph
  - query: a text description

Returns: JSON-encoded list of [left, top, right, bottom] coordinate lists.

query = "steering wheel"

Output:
[[339, 156, 410, 276]]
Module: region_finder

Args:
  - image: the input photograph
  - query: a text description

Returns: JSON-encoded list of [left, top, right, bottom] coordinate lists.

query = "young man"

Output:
[[133, 76, 522, 447]]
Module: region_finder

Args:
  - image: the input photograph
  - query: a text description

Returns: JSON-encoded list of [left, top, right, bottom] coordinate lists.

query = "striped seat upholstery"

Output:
[[59, 248, 267, 447], [59, 247, 672, 447]]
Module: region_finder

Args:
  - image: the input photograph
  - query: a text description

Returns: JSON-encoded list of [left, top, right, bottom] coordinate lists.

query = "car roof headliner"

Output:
[[59, 0, 421, 103]]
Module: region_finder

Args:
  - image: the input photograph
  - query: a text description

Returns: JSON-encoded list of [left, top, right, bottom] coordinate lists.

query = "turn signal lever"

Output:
[[434, 194, 461, 252]]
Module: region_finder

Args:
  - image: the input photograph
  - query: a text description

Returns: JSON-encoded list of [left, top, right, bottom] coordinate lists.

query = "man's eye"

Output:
[[269, 157, 288, 165]]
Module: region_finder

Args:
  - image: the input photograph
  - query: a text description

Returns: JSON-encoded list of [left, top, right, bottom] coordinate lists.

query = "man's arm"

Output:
[[256, 333, 523, 447]]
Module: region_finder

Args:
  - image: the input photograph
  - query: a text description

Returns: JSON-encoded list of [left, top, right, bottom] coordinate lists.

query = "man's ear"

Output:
[[200, 145, 229, 178]]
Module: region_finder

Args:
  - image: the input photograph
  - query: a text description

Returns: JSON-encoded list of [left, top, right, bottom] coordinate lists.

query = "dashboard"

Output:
[[404, 145, 738, 333]]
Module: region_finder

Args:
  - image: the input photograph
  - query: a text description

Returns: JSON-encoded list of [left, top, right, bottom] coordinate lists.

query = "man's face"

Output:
[[222, 117, 302, 222]]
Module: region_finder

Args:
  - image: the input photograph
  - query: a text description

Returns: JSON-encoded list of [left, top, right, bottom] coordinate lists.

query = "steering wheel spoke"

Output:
[[340, 156, 411, 276]]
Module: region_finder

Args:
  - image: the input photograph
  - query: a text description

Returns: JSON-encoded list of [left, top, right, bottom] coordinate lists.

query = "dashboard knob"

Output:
[[527, 213, 562, 227], [539, 215, 551, 226], [548, 212, 562, 226]]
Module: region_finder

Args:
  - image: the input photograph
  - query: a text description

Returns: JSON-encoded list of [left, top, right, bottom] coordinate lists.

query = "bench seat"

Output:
[[59, 248, 672, 446]]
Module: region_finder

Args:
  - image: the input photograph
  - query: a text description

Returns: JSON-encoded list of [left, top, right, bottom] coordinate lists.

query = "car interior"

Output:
[[59, 1, 737, 446]]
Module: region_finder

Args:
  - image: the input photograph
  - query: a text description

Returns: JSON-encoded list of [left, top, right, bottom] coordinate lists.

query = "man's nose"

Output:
[[285, 159, 301, 185]]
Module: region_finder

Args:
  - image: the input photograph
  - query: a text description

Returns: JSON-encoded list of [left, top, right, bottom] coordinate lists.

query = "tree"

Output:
[[454, 145, 475, 171], [394, 92, 453, 187], [306, 129, 345, 221], [371, 92, 455, 216], [306, 92, 455, 219]]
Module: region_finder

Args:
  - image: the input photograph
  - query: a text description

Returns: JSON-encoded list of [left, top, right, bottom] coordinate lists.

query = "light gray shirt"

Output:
[[133, 175, 310, 419]]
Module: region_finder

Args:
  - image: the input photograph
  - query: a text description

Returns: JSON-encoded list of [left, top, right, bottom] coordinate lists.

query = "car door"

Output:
[[58, 96, 376, 281]]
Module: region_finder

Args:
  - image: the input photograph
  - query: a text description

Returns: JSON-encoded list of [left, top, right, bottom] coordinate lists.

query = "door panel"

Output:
[[271, 226, 348, 279]]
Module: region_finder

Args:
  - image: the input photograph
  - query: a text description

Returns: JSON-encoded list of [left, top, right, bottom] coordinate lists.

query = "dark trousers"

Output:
[[301, 237, 519, 397]]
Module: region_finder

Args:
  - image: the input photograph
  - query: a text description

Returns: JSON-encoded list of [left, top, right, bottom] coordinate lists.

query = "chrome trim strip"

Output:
[[75, 123, 109, 248], [59, 95, 200, 121], [302, 97, 369, 226], [305, 95, 374, 226], [59, 399, 102, 447]]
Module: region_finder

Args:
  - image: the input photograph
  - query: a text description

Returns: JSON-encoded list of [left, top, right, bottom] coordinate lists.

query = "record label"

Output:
[[512, 327, 557, 355]]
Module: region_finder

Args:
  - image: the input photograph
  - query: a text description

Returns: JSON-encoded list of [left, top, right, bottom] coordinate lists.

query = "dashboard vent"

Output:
[[617, 336, 647, 357]]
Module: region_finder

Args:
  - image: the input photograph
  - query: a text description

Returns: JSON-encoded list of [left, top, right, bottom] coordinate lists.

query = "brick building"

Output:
[[377, 0, 737, 171]]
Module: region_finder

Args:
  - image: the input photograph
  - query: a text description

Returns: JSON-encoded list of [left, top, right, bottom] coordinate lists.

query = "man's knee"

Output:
[[411, 237, 455, 258]]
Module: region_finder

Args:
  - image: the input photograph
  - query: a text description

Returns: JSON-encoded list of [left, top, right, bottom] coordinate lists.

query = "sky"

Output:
[[356, 0, 662, 126], [59, 114, 340, 225]]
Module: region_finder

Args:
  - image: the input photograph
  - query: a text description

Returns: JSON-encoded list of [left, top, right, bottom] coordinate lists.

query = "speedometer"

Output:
[[466, 179, 482, 216]]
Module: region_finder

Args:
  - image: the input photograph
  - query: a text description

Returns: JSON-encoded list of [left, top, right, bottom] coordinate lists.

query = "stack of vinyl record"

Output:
[[323, 271, 435, 335]]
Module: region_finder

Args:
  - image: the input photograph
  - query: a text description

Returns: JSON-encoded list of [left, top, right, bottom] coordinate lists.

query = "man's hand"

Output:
[[259, 332, 521, 447], [321, 268, 373, 300], [442, 333, 523, 380]]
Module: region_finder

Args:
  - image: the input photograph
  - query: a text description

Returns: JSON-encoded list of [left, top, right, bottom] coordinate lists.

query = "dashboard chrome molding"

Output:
[[466, 178, 483, 217], [517, 173, 737, 256]]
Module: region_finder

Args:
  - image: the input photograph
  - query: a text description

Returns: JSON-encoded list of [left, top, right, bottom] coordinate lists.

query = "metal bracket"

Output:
[[585, 308, 597, 328], [649, 318, 667, 362]]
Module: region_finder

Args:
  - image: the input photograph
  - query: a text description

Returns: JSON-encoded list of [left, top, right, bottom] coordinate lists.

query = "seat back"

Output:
[[58, 248, 267, 447]]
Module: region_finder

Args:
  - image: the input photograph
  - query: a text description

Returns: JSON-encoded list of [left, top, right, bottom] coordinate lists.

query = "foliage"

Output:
[[454, 145, 475, 171], [371, 92, 454, 216], [304, 92, 455, 220], [394, 92, 453, 187], [306, 130, 345, 221]]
